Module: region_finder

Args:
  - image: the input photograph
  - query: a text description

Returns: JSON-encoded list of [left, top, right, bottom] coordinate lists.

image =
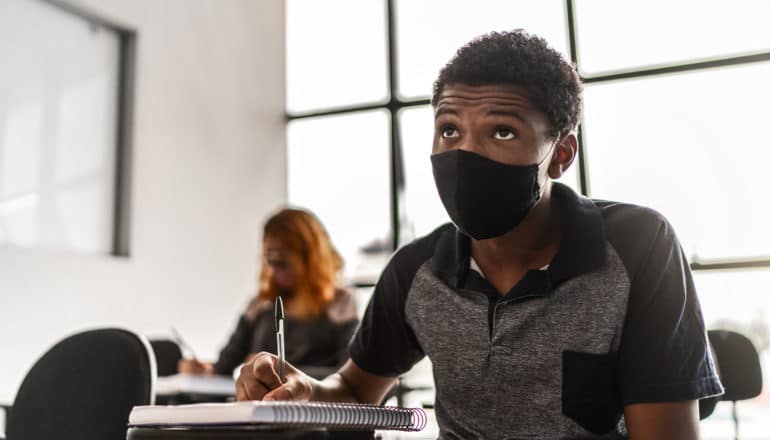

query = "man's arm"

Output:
[[235, 352, 397, 404], [624, 401, 700, 440], [313, 359, 398, 404], [608, 211, 722, 436]]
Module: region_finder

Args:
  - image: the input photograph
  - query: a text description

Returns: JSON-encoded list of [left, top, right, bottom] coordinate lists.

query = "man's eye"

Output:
[[494, 127, 516, 140], [440, 126, 459, 138]]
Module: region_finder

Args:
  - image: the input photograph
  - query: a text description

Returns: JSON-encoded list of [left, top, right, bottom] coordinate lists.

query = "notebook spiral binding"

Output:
[[271, 402, 427, 432]]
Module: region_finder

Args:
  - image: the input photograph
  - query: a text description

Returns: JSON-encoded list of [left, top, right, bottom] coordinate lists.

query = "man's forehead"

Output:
[[435, 83, 536, 109]]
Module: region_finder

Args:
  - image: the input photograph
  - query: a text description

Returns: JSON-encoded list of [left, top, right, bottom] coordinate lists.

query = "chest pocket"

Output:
[[562, 350, 622, 435]]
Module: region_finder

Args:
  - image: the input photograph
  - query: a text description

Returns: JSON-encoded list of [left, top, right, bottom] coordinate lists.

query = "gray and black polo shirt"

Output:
[[349, 183, 723, 439]]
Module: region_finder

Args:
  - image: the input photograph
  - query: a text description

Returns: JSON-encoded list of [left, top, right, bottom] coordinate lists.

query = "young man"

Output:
[[236, 31, 723, 439]]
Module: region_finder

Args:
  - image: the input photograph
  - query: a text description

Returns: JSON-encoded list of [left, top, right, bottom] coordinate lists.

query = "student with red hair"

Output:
[[178, 208, 358, 377]]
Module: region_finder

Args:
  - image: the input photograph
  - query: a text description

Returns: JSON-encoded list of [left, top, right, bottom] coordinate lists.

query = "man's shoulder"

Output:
[[554, 183, 670, 240], [590, 198, 684, 275], [591, 198, 672, 237]]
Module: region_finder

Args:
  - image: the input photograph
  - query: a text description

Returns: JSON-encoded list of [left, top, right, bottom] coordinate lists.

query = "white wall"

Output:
[[0, 0, 286, 402]]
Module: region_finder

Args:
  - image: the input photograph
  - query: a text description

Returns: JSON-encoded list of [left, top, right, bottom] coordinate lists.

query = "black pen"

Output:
[[275, 296, 286, 383]]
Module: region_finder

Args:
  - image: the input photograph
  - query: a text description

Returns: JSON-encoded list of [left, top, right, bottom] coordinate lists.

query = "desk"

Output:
[[155, 374, 235, 404], [127, 426, 374, 439]]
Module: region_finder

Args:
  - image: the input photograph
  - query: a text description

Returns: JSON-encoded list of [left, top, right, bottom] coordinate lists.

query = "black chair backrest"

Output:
[[7, 328, 156, 440], [150, 339, 183, 377], [708, 329, 763, 402]]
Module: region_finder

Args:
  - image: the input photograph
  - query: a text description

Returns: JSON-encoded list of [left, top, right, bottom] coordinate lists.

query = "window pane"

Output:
[[575, 0, 770, 75], [286, 0, 388, 112], [395, 0, 568, 99], [695, 269, 770, 438], [287, 110, 391, 283], [400, 105, 582, 242], [400, 106, 447, 241], [583, 62, 770, 261], [0, 0, 119, 254], [697, 269, 770, 343]]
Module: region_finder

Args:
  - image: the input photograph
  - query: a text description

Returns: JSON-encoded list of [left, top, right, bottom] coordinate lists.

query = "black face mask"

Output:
[[431, 149, 549, 240]]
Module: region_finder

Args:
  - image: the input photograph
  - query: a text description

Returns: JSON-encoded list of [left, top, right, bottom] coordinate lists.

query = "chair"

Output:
[[150, 339, 183, 377], [699, 329, 763, 439], [3, 328, 156, 440]]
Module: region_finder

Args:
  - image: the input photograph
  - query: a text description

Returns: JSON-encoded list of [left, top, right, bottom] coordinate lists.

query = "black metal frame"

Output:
[[41, 0, 136, 257], [285, 0, 770, 271]]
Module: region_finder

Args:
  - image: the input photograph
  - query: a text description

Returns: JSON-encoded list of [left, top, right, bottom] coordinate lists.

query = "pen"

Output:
[[275, 296, 286, 383], [170, 326, 198, 360]]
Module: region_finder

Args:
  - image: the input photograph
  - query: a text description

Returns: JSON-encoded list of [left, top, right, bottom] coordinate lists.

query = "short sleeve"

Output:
[[348, 236, 439, 377], [616, 215, 724, 405]]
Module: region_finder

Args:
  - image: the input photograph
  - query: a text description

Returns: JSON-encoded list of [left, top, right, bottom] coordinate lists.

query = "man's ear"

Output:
[[548, 132, 578, 179]]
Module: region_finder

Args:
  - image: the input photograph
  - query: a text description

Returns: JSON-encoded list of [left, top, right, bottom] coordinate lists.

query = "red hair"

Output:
[[255, 208, 342, 319]]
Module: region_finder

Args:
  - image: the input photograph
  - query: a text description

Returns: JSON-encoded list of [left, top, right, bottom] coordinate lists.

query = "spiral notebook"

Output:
[[129, 401, 427, 432]]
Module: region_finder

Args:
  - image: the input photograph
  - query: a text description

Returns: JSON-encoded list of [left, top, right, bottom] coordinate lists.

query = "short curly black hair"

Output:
[[432, 30, 582, 139]]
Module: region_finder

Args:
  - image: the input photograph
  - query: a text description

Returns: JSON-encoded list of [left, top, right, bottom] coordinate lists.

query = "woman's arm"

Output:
[[177, 358, 215, 374], [327, 287, 361, 367], [212, 314, 257, 375]]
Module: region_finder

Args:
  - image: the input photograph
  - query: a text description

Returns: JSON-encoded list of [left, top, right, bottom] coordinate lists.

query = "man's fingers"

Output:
[[264, 375, 313, 401], [236, 362, 270, 401], [264, 383, 296, 401], [251, 353, 283, 389], [235, 351, 311, 402], [236, 380, 252, 401]]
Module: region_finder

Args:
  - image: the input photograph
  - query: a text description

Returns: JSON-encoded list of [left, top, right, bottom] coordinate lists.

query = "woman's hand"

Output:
[[177, 358, 214, 375], [236, 352, 316, 401]]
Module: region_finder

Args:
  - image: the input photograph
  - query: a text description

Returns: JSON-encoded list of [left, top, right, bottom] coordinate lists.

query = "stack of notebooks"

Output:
[[127, 401, 427, 439]]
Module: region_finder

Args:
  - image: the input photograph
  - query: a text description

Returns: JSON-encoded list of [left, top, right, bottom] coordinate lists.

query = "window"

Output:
[[583, 62, 770, 261], [285, 0, 388, 113], [574, 0, 770, 75], [287, 110, 391, 284], [0, 0, 134, 255], [394, 0, 568, 99]]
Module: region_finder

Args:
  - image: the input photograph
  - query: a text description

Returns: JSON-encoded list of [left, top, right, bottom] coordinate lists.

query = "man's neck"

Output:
[[470, 184, 563, 292]]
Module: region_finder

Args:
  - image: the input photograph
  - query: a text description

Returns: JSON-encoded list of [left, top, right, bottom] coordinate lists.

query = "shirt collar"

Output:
[[431, 182, 607, 289]]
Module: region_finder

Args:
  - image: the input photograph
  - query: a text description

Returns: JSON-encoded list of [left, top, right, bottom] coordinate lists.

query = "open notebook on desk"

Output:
[[129, 401, 427, 432]]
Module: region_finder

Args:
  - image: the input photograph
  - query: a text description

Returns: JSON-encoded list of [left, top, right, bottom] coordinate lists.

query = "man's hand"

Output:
[[236, 352, 316, 401]]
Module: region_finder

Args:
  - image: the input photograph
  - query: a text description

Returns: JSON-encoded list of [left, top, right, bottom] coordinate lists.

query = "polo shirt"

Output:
[[349, 182, 723, 439]]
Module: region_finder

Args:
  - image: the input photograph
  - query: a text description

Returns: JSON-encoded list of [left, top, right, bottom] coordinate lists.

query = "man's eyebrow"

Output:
[[434, 107, 458, 119], [487, 109, 526, 122]]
